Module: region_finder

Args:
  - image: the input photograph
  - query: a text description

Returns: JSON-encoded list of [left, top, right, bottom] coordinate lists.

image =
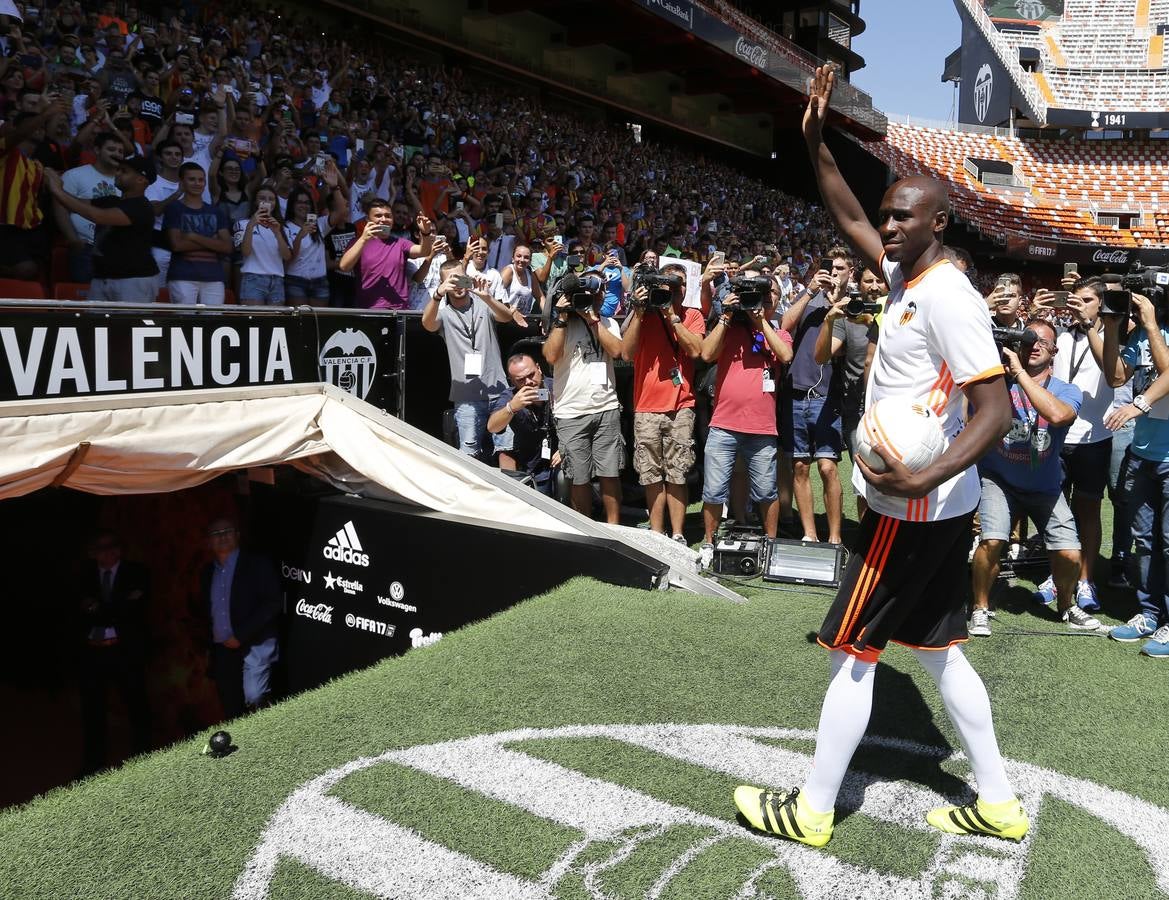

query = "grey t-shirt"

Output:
[[435, 295, 509, 403], [831, 315, 878, 410]]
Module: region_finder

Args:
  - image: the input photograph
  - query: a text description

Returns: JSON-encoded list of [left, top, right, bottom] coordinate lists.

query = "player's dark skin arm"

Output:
[[858, 376, 1012, 499]]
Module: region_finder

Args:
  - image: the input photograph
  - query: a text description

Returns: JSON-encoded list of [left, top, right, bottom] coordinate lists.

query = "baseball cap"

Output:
[[120, 156, 157, 186]]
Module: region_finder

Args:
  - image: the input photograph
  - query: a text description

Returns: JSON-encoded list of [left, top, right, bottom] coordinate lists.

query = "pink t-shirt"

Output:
[[709, 323, 793, 436], [356, 235, 411, 309]]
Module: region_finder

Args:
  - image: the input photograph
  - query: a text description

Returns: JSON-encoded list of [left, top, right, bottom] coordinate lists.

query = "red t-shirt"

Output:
[[709, 323, 793, 436], [633, 307, 707, 413]]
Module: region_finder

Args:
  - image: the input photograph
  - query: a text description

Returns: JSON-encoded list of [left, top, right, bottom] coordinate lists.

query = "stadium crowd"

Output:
[[1, 0, 1167, 661]]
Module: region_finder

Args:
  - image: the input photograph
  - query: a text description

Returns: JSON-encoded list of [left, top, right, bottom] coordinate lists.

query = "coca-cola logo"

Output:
[[1092, 249, 1131, 265], [734, 36, 768, 68], [295, 599, 333, 625]]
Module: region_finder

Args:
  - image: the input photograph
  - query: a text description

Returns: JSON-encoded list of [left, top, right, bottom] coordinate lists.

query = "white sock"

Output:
[[910, 646, 1015, 804], [802, 650, 876, 814]]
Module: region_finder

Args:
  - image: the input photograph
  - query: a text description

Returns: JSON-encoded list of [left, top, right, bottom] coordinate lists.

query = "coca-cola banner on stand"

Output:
[[1005, 236, 1169, 269]]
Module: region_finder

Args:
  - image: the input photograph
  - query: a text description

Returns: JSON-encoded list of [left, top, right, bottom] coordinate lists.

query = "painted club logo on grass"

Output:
[[234, 724, 1169, 900]]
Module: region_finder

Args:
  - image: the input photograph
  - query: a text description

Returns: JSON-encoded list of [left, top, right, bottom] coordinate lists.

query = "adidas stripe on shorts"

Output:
[[817, 511, 974, 660]]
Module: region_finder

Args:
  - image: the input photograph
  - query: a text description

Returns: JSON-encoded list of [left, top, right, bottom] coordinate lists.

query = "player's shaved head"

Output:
[[886, 176, 950, 218]]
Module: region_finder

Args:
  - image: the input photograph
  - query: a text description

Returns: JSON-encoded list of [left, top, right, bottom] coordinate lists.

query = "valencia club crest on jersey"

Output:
[[899, 301, 918, 326]]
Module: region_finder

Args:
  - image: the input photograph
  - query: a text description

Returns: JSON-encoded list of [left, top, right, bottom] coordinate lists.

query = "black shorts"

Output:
[[818, 510, 974, 660], [1060, 438, 1111, 500]]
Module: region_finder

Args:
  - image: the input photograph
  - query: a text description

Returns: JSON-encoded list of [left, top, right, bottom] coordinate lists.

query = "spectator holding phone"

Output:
[[338, 198, 434, 309], [422, 259, 516, 462], [987, 273, 1025, 328], [599, 245, 631, 317], [284, 186, 329, 306], [238, 186, 292, 304], [163, 162, 232, 305]]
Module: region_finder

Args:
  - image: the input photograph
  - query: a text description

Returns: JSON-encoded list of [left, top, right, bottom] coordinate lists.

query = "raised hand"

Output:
[[802, 64, 835, 144]]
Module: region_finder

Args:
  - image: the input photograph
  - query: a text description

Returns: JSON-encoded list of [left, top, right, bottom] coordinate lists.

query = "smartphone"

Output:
[[533, 388, 549, 402], [1099, 288, 1132, 317], [1064, 263, 1079, 277], [710, 251, 726, 266], [494, 213, 504, 230], [453, 275, 474, 290], [455, 201, 464, 211], [996, 275, 1012, 289], [305, 213, 317, 227], [553, 234, 564, 245], [1049, 290, 1069, 308], [353, 137, 363, 154], [258, 200, 273, 215], [565, 254, 583, 268], [175, 112, 195, 125]]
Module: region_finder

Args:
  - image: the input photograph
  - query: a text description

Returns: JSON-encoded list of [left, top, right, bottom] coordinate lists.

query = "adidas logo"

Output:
[[322, 521, 370, 567]]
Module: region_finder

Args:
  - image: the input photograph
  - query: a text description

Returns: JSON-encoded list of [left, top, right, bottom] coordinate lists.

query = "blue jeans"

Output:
[[1125, 455, 1169, 625], [454, 399, 513, 462], [243, 637, 279, 707], [780, 394, 843, 460], [1109, 420, 1134, 560], [702, 426, 778, 504], [239, 272, 286, 305], [285, 274, 330, 302]]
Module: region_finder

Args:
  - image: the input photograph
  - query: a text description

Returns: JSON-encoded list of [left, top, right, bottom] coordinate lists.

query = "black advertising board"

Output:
[[1045, 108, 1169, 131], [958, 13, 1013, 128], [258, 490, 669, 694], [1004, 236, 1169, 268], [0, 303, 398, 411]]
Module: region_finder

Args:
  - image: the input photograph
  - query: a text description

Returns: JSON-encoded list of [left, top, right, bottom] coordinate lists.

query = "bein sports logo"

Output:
[[322, 521, 369, 567], [280, 563, 311, 584], [319, 328, 376, 399], [233, 723, 1169, 900], [973, 63, 993, 124], [294, 599, 332, 625]]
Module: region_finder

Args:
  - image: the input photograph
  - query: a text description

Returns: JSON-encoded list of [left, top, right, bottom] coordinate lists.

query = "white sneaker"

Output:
[[1061, 605, 1102, 631], [970, 607, 992, 637]]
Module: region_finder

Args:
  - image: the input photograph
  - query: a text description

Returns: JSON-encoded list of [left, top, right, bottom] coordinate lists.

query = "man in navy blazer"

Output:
[[200, 518, 282, 718]]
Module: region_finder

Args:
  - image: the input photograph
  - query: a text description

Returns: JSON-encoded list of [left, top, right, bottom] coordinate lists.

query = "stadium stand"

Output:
[[863, 121, 1169, 247]]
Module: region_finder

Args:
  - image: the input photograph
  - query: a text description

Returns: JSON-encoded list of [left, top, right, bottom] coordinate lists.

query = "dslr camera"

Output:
[[632, 266, 681, 309], [843, 283, 880, 319], [729, 275, 771, 311], [991, 326, 1038, 353]]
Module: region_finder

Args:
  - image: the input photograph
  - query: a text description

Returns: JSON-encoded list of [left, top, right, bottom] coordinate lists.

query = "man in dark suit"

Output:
[[79, 530, 152, 775], [199, 518, 282, 718]]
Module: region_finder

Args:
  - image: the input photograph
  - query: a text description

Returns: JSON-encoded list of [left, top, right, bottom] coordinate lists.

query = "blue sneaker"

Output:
[[1032, 575, 1057, 606], [1110, 614, 1158, 643], [1140, 626, 1169, 658], [1075, 581, 1100, 612]]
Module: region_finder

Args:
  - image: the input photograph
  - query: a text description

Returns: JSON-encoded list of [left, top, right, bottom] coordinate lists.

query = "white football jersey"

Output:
[[856, 256, 1004, 522]]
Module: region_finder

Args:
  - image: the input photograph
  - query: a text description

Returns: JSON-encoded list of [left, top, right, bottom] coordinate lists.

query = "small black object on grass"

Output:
[[203, 730, 236, 758]]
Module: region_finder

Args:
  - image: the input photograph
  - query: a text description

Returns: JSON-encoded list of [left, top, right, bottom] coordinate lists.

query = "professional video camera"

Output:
[[991, 325, 1039, 353], [1100, 265, 1169, 318], [844, 283, 880, 319], [553, 271, 604, 313], [631, 266, 681, 308], [729, 275, 771, 310]]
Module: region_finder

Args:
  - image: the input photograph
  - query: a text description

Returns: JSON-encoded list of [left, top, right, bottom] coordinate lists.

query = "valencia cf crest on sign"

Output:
[[319, 328, 376, 399]]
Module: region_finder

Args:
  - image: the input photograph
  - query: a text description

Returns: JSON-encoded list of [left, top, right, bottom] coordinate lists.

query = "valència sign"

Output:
[[233, 723, 1169, 899]]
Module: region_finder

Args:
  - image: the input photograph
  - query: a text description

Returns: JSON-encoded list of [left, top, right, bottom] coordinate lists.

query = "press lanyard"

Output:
[[1014, 379, 1049, 468], [1067, 330, 1092, 384], [451, 301, 477, 351]]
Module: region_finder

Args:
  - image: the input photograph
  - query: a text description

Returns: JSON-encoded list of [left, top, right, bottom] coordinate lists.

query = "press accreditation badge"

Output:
[[540, 438, 552, 460], [589, 361, 607, 386], [669, 366, 683, 386], [464, 353, 483, 377], [761, 368, 776, 393], [1032, 429, 1051, 453]]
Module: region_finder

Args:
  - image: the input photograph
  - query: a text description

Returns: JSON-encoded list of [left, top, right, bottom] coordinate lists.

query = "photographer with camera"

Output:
[[422, 258, 517, 463], [697, 273, 794, 562], [543, 269, 627, 523], [621, 263, 706, 541], [487, 352, 559, 496], [1100, 276, 1169, 656], [813, 263, 881, 520], [779, 247, 850, 545], [970, 319, 1099, 637]]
